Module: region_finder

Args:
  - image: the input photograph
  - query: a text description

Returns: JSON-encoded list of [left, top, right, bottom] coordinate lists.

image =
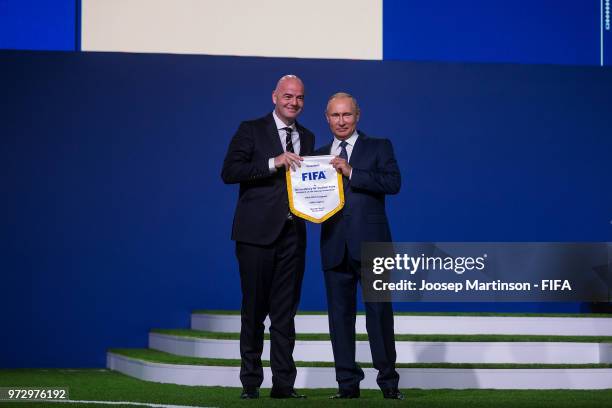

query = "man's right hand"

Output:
[[274, 152, 303, 171]]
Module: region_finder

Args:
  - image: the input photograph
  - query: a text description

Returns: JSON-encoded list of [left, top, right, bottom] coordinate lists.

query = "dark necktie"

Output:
[[283, 127, 295, 219], [339, 141, 349, 189], [284, 127, 294, 153], [339, 140, 348, 161]]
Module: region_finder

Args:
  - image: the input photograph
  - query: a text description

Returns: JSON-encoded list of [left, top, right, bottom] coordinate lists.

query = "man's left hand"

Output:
[[330, 157, 352, 178]]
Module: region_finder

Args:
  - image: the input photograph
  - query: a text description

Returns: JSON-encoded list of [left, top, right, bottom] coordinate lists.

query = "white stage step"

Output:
[[107, 352, 612, 390], [149, 332, 612, 364], [191, 313, 612, 336]]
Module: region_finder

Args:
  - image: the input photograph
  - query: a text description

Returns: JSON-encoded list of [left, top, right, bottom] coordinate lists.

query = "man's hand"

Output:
[[330, 157, 352, 177], [274, 152, 303, 171]]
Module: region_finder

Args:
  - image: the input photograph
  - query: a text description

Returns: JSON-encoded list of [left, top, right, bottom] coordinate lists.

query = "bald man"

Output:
[[221, 75, 315, 399]]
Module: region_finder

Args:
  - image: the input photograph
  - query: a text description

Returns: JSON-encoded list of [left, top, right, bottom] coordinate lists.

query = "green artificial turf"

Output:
[[108, 348, 612, 369], [193, 309, 612, 318], [1, 369, 612, 408], [150, 329, 612, 343]]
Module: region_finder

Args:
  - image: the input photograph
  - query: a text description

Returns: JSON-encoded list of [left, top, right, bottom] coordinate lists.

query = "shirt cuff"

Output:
[[349, 168, 353, 179], [268, 158, 277, 173]]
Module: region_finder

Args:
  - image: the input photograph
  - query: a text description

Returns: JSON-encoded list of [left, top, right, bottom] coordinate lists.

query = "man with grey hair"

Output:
[[316, 92, 403, 400], [221, 75, 315, 399]]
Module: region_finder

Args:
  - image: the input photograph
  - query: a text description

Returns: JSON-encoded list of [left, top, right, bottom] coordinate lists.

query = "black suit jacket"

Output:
[[221, 113, 315, 245], [315, 131, 401, 270]]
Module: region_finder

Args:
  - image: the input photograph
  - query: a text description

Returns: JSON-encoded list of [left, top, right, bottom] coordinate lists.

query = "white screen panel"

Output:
[[81, 0, 382, 60]]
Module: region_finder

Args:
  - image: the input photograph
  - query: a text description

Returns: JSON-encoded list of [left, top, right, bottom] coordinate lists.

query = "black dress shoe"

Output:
[[270, 388, 306, 399], [329, 389, 360, 399], [240, 386, 259, 399], [382, 388, 405, 400]]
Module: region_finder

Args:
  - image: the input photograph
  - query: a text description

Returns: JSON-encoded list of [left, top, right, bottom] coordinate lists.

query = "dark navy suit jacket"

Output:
[[221, 113, 315, 245], [315, 131, 401, 270]]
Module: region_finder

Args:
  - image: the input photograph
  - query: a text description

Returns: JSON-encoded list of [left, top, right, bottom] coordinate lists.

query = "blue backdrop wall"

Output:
[[2, 50, 612, 368], [384, 0, 610, 66], [0, 0, 77, 51]]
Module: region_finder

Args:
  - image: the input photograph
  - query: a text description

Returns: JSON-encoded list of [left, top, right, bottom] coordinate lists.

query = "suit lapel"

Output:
[[349, 131, 367, 167], [295, 121, 308, 155], [265, 113, 284, 157]]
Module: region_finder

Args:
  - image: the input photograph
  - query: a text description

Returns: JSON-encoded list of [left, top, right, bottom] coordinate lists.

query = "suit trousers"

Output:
[[324, 248, 399, 392], [236, 219, 305, 390]]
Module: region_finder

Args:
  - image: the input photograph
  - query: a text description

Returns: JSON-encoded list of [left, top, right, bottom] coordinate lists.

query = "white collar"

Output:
[[334, 131, 359, 147], [272, 110, 296, 131]]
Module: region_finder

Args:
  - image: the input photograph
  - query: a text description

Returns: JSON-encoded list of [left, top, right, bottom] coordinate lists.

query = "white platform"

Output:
[[191, 313, 612, 336], [149, 333, 612, 364], [107, 352, 612, 390]]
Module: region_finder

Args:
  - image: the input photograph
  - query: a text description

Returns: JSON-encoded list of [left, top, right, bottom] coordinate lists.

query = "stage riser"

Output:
[[149, 334, 612, 364], [192, 314, 612, 336], [107, 353, 612, 390]]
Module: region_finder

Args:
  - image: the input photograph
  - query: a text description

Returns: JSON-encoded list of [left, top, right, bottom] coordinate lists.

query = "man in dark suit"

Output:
[[316, 92, 403, 400], [221, 75, 315, 399]]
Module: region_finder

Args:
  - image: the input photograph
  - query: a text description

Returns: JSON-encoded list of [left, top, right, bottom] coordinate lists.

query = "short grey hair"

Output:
[[326, 92, 360, 115]]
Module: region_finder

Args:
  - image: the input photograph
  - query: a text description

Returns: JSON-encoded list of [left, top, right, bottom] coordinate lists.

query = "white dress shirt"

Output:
[[331, 131, 358, 161], [268, 111, 301, 172], [331, 131, 358, 179]]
